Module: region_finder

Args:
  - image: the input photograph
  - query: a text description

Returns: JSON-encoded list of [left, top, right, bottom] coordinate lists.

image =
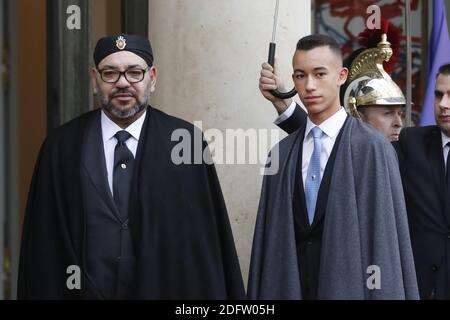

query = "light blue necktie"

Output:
[[305, 126, 323, 225]]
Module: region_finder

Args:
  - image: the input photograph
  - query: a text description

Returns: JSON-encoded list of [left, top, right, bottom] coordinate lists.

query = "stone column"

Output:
[[149, 0, 311, 285], [47, 0, 91, 129]]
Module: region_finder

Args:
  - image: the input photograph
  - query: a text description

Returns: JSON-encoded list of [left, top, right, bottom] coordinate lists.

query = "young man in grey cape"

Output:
[[247, 34, 419, 300]]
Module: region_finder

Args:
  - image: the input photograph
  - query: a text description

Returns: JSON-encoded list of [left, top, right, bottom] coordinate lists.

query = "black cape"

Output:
[[18, 106, 245, 299]]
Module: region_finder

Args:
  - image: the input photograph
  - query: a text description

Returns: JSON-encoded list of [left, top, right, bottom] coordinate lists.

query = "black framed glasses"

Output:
[[98, 67, 150, 84]]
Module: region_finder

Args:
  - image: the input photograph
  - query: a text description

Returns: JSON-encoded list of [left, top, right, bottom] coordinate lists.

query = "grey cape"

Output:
[[248, 116, 419, 299]]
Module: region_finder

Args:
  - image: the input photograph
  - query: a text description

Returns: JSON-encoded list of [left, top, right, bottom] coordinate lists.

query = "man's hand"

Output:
[[259, 62, 293, 115]]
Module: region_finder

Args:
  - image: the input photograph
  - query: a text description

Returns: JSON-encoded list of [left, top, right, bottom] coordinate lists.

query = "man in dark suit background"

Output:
[[395, 63, 450, 299]]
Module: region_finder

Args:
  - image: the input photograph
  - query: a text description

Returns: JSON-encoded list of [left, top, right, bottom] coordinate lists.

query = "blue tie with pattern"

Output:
[[305, 127, 323, 225]]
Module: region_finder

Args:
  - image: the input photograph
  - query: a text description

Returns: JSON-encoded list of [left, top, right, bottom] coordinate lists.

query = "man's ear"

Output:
[[90, 68, 98, 94], [149, 66, 157, 92], [338, 67, 349, 85]]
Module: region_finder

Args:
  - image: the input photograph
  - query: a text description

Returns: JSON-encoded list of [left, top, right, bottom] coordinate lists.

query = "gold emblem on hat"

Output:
[[116, 36, 126, 50]]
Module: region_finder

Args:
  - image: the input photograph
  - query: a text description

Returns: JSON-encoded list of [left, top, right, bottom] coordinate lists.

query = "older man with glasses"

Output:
[[18, 34, 245, 300]]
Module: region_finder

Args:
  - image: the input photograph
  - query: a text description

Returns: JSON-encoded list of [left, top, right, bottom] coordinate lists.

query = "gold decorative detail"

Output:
[[116, 36, 127, 50], [348, 34, 392, 82], [344, 33, 406, 116], [347, 96, 360, 119]]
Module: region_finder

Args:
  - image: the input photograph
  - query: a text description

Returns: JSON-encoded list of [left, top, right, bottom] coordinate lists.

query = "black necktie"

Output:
[[113, 130, 134, 220], [446, 142, 450, 190]]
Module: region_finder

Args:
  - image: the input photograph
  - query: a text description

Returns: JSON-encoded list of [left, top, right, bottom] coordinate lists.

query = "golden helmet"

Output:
[[343, 34, 406, 118]]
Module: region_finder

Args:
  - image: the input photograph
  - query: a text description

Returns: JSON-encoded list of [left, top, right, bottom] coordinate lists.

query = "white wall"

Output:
[[149, 0, 311, 286]]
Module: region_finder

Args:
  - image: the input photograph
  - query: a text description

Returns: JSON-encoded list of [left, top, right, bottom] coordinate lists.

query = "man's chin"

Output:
[[104, 104, 144, 119], [304, 103, 325, 114], [437, 121, 450, 137]]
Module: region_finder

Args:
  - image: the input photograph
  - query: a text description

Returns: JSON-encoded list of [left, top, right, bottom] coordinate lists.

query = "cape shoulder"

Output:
[[347, 117, 394, 151], [270, 116, 393, 163], [41, 109, 98, 154], [149, 106, 199, 134]]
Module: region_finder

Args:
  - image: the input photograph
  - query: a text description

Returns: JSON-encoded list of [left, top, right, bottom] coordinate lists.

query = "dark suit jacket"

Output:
[[278, 104, 450, 299], [81, 112, 135, 299], [394, 126, 450, 299], [278, 104, 308, 134]]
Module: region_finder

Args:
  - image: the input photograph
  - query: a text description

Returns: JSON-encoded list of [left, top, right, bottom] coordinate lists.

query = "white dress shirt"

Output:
[[442, 131, 450, 169], [302, 107, 348, 188], [101, 110, 146, 194]]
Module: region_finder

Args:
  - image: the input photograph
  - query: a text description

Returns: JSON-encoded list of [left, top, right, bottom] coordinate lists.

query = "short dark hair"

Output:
[[296, 34, 342, 60], [438, 63, 450, 76]]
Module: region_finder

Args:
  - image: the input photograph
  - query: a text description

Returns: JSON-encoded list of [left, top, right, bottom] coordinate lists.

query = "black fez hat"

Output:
[[94, 34, 154, 68]]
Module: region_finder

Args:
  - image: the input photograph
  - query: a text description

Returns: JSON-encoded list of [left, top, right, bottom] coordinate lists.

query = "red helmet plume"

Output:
[[357, 19, 403, 73]]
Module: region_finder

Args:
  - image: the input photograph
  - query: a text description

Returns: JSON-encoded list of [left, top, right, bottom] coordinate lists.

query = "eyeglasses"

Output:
[[98, 67, 150, 84]]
